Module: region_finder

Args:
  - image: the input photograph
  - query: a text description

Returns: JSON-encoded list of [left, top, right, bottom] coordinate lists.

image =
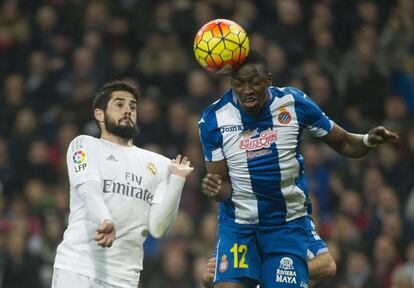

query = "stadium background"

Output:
[[0, 0, 413, 287]]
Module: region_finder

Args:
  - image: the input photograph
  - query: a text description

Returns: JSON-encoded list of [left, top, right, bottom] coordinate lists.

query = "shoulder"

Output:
[[270, 86, 307, 101], [199, 90, 233, 130], [200, 90, 233, 122], [68, 135, 100, 151], [136, 147, 170, 166]]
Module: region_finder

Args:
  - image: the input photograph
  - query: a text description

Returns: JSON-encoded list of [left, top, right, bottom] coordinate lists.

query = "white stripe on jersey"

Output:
[[271, 94, 307, 221], [307, 120, 334, 137], [216, 104, 259, 224]]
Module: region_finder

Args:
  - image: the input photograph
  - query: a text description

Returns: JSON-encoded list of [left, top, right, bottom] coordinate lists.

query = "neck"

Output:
[[101, 130, 133, 147]]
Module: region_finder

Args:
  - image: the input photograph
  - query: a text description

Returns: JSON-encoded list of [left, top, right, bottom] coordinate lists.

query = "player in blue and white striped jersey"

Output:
[[198, 51, 398, 288]]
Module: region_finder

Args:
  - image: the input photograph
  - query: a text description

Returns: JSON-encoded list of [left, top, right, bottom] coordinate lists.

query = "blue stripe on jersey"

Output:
[[286, 87, 332, 132], [199, 116, 221, 161], [238, 92, 286, 225], [220, 200, 236, 224]]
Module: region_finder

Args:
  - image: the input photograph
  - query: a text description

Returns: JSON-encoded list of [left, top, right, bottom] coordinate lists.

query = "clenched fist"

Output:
[[202, 173, 231, 201]]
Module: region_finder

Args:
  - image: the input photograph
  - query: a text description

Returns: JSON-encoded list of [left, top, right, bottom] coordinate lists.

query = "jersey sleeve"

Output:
[[151, 156, 171, 204], [198, 116, 224, 161], [291, 87, 334, 137], [152, 178, 168, 204], [67, 135, 101, 187]]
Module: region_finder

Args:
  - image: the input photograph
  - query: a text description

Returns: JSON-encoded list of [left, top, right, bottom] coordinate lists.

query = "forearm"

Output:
[[77, 181, 112, 223], [215, 179, 232, 201], [148, 175, 185, 239], [338, 133, 373, 158], [308, 252, 336, 280], [323, 125, 376, 158]]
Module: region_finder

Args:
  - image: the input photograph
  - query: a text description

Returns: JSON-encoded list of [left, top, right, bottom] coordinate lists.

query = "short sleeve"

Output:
[[67, 135, 101, 187], [292, 88, 334, 137], [198, 117, 224, 161]]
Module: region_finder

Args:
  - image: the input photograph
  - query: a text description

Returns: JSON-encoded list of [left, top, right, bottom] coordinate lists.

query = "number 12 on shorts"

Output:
[[230, 243, 248, 268]]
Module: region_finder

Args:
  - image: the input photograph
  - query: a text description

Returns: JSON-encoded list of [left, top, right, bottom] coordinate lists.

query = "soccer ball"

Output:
[[193, 19, 249, 72]]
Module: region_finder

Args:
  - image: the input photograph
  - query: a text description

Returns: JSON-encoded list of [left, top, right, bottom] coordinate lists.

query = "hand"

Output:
[[95, 219, 116, 248], [367, 126, 399, 146], [169, 154, 194, 177], [202, 257, 216, 288], [202, 174, 230, 201]]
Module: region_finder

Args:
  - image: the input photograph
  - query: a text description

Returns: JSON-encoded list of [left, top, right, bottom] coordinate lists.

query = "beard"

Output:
[[104, 113, 138, 140]]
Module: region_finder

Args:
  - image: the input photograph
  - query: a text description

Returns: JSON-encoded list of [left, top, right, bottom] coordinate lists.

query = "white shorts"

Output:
[[51, 268, 126, 288]]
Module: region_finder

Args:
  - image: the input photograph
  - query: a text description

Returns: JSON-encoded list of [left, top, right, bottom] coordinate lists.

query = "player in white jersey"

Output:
[[52, 81, 193, 288], [198, 51, 398, 288]]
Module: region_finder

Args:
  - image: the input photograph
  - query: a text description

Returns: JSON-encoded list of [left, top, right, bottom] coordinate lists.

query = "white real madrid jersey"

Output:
[[198, 86, 334, 226], [54, 136, 170, 288]]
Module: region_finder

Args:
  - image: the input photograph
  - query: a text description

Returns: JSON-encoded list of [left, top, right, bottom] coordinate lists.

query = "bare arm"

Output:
[[308, 252, 337, 280], [201, 160, 232, 202], [322, 124, 399, 158]]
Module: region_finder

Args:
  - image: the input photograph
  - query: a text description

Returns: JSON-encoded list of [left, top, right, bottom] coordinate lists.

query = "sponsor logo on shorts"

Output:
[[276, 257, 297, 284], [219, 255, 229, 273]]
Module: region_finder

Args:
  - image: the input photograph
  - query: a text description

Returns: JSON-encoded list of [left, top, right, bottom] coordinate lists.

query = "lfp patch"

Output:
[[73, 150, 86, 165]]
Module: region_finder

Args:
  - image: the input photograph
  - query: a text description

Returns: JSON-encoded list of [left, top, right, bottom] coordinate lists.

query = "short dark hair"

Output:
[[232, 49, 269, 75], [92, 80, 139, 112]]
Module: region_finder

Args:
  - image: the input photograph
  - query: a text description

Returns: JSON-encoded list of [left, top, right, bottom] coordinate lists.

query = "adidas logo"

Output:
[[106, 155, 118, 161]]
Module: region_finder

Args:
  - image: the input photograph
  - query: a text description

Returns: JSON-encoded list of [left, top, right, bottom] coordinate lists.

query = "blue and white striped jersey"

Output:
[[198, 86, 334, 226]]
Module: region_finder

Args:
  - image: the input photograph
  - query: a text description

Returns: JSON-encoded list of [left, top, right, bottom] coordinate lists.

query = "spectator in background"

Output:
[[183, 69, 216, 113], [134, 96, 166, 148], [26, 50, 59, 115], [372, 235, 402, 287], [165, 101, 190, 156], [0, 74, 26, 137], [340, 250, 380, 288], [147, 240, 193, 288], [3, 228, 42, 288], [31, 5, 58, 52]]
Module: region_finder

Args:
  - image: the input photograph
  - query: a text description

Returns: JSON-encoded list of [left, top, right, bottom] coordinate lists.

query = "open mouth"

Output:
[[242, 97, 258, 108]]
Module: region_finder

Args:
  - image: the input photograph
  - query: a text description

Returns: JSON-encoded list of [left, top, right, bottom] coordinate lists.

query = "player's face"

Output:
[[104, 91, 138, 139], [231, 63, 271, 116]]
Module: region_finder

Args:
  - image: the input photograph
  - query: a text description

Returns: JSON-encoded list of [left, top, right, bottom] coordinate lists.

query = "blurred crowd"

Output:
[[0, 0, 413, 287]]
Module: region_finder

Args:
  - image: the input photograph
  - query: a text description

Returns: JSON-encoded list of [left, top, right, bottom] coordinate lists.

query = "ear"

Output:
[[94, 108, 104, 122], [267, 73, 272, 86]]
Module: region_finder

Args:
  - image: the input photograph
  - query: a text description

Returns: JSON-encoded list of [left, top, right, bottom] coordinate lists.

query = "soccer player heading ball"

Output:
[[198, 50, 398, 287], [194, 19, 250, 73]]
